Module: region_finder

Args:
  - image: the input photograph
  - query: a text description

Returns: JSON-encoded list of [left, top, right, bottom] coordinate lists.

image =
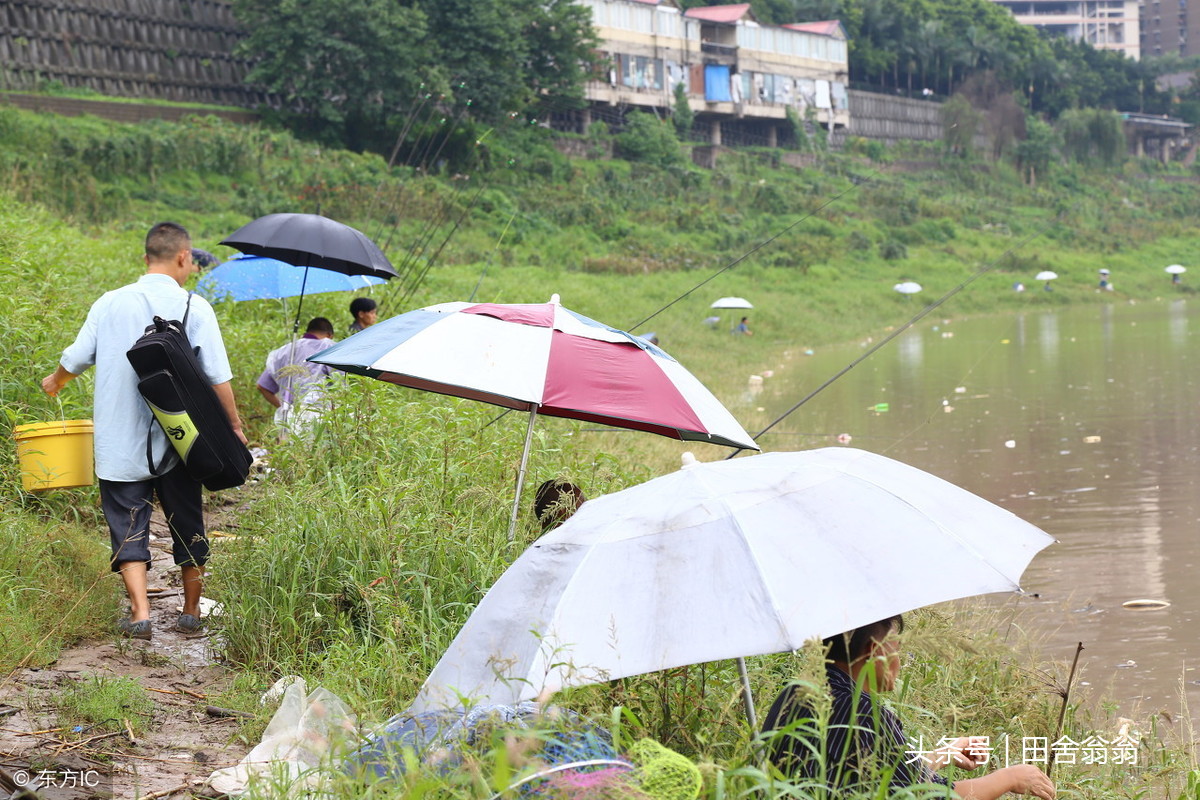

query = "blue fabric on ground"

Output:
[[343, 702, 615, 783]]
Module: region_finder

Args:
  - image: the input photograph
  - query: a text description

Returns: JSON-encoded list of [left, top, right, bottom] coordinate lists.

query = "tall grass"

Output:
[[0, 107, 1198, 797]]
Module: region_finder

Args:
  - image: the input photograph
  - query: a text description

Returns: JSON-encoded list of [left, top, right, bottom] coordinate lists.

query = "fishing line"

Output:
[[872, 315, 1022, 459], [382, 100, 478, 257], [476, 168, 880, 434], [727, 211, 1065, 459], [369, 90, 450, 245], [469, 212, 518, 302], [627, 168, 880, 332], [366, 87, 436, 241], [384, 104, 523, 308], [401, 181, 492, 306]]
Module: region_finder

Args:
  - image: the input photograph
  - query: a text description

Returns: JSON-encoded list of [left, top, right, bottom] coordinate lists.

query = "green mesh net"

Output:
[[627, 738, 702, 800]]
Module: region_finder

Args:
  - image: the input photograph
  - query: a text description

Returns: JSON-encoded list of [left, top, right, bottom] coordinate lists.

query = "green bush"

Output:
[[881, 239, 909, 260], [616, 112, 686, 168]]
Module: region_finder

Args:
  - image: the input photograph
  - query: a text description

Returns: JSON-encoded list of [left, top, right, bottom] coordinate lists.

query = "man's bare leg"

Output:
[[117, 561, 151, 623], [181, 565, 204, 619]]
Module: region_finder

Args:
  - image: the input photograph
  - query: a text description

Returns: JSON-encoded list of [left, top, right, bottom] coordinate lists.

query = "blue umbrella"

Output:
[[197, 254, 386, 302]]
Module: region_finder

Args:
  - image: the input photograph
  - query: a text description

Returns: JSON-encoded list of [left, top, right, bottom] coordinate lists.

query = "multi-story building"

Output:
[[1140, 0, 1200, 58], [991, 0, 1141, 59], [563, 0, 849, 147]]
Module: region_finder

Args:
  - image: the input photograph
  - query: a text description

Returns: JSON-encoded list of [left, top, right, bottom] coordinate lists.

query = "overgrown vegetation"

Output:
[[1, 107, 1199, 797], [53, 674, 155, 737]]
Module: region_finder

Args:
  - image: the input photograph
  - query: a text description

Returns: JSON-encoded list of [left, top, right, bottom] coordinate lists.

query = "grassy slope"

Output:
[[0, 106, 1197, 796]]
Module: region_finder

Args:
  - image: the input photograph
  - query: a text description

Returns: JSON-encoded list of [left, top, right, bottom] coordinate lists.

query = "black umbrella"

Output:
[[219, 213, 397, 279], [219, 213, 398, 336]]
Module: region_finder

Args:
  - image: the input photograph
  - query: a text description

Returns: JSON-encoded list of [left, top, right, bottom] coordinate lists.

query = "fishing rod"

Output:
[[366, 89, 476, 292], [366, 87, 436, 241], [477, 165, 882, 432], [382, 99, 478, 259], [724, 210, 1067, 460], [368, 89, 453, 244], [401, 180, 492, 306], [383, 102, 525, 307]]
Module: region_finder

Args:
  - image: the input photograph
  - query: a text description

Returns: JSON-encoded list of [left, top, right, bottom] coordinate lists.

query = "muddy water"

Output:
[[740, 298, 1200, 722]]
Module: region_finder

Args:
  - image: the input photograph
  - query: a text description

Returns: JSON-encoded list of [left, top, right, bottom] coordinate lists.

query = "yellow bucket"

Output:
[[13, 420, 95, 492]]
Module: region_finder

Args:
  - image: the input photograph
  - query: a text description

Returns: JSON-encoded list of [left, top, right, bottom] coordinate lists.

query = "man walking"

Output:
[[42, 222, 245, 639], [256, 317, 337, 440]]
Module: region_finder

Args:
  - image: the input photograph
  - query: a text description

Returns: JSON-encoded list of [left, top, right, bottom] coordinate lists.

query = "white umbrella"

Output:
[[1035, 271, 1058, 281], [893, 282, 922, 295], [1166, 265, 1187, 274], [410, 448, 1054, 721], [711, 297, 753, 309]]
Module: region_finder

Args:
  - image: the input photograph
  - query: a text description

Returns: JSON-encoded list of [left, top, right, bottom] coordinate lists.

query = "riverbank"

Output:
[[2, 107, 1199, 796]]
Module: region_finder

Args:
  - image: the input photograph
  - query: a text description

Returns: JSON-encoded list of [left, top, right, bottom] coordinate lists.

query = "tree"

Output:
[[233, 0, 437, 151], [414, 0, 598, 123], [615, 112, 685, 167], [672, 81, 694, 140], [1013, 115, 1058, 186], [941, 94, 981, 156], [1057, 108, 1125, 166], [234, 0, 598, 152], [522, 0, 602, 116]]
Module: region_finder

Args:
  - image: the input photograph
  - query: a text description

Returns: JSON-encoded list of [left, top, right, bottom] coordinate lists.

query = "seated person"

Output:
[[533, 479, 586, 533], [762, 615, 1055, 800]]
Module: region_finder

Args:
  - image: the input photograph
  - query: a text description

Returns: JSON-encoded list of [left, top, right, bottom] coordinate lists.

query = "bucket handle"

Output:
[[53, 395, 70, 433]]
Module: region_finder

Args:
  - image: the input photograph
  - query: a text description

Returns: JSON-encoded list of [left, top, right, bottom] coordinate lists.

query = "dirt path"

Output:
[[0, 508, 251, 799]]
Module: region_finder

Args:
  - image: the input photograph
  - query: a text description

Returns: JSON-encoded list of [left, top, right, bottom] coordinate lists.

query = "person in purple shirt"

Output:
[[256, 317, 337, 441]]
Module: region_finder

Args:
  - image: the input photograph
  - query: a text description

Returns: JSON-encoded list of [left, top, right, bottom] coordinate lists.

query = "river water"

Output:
[[740, 298, 1200, 724]]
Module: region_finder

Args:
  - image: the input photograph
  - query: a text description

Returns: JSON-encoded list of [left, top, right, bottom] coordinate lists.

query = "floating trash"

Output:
[[954, 387, 967, 394], [1122, 598, 1170, 609], [1083, 436, 1101, 443], [836, 433, 852, 444], [1004, 440, 1016, 448], [873, 403, 889, 413], [1115, 660, 1137, 669]]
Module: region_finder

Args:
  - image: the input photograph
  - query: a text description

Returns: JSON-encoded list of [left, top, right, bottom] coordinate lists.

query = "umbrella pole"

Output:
[[506, 406, 539, 543], [736, 657, 758, 730], [292, 267, 310, 336], [280, 268, 312, 431]]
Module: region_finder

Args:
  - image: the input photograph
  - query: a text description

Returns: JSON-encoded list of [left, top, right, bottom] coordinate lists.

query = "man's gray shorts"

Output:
[[99, 465, 207, 572]]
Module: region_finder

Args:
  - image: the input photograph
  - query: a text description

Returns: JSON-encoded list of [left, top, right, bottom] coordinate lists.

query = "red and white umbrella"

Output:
[[310, 296, 758, 538]]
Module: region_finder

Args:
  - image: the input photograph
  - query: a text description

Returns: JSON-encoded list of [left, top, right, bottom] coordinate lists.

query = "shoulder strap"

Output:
[[144, 420, 173, 477], [182, 292, 194, 330]]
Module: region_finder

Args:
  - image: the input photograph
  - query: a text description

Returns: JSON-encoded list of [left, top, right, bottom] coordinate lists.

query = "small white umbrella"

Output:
[[711, 297, 753, 309], [1035, 271, 1058, 281], [1166, 265, 1187, 274], [410, 448, 1054, 721], [893, 281, 922, 295]]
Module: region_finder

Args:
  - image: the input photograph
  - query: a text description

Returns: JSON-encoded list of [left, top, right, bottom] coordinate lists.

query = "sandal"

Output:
[[175, 613, 204, 634], [117, 618, 152, 640]]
